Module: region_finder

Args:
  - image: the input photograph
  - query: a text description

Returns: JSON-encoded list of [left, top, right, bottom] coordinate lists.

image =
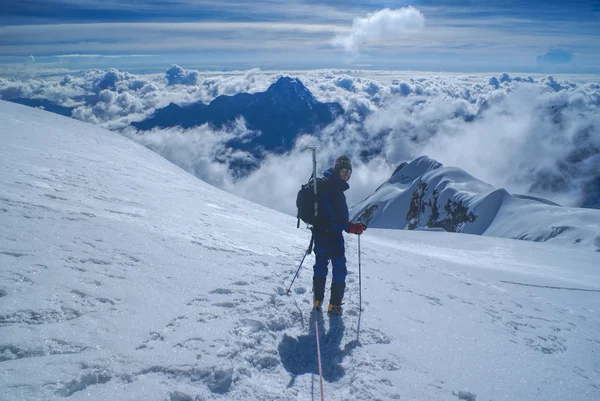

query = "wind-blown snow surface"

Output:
[[351, 156, 600, 251], [1, 100, 599, 401]]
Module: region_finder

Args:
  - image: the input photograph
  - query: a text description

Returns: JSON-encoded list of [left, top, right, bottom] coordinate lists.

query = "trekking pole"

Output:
[[287, 146, 318, 294], [358, 234, 363, 312], [356, 234, 363, 343], [286, 237, 313, 294]]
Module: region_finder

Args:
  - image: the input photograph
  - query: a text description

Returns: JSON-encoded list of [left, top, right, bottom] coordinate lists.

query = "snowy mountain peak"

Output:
[[389, 155, 443, 185], [353, 156, 600, 251], [131, 76, 340, 165], [266, 76, 316, 105]]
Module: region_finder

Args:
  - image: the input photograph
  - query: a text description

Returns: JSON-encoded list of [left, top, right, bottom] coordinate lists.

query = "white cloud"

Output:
[[165, 64, 199, 86], [225, 142, 393, 215], [363, 74, 600, 207], [120, 124, 244, 189], [332, 7, 425, 53]]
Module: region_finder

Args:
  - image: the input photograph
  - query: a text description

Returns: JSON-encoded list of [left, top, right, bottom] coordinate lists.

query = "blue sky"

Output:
[[1, 0, 599, 74]]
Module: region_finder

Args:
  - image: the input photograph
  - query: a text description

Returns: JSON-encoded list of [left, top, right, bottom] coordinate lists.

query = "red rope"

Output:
[[315, 317, 325, 401]]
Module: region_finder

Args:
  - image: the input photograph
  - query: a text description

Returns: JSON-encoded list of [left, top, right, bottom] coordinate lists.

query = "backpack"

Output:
[[296, 176, 330, 227]]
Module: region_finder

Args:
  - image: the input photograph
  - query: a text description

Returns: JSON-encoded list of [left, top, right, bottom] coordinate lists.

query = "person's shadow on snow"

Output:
[[278, 311, 359, 384]]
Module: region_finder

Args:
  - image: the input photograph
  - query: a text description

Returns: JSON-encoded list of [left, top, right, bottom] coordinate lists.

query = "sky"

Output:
[[1, 0, 600, 74], [1, 100, 599, 401]]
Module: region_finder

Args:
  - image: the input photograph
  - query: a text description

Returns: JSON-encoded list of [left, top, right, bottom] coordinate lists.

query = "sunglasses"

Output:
[[340, 168, 352, 175]]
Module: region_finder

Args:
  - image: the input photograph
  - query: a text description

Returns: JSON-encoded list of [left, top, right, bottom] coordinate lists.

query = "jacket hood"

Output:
[[323, 167, 350, 191]]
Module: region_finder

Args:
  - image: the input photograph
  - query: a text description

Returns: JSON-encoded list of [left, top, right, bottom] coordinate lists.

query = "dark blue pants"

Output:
[[313, 230, 347, 283]]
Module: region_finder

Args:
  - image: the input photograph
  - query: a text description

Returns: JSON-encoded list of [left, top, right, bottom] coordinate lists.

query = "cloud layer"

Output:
[[1, 66, 599, 214]]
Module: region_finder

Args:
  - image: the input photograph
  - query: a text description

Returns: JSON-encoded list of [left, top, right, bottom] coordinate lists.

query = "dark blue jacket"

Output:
[[318, 167, 350, 233]]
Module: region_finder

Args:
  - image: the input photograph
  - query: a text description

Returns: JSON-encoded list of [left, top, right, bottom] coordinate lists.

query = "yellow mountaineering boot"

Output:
[[327, 282, 345, 316], [313, 276, 326, 312], [327, 304, 343, 316]]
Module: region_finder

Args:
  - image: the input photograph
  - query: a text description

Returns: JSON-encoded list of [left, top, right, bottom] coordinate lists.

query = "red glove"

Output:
[[347, 222, 366, 235]]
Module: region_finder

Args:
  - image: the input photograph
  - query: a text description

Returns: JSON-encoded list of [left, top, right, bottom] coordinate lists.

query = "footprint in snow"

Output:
[[453, 390, 477, 401], [209, 288, 234, 295], [54, 369, 112, 397], [212, 302, 237, 308]]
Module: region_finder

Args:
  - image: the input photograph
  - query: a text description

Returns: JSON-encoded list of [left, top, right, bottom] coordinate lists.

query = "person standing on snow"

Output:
[[313, 155, 366, 316]]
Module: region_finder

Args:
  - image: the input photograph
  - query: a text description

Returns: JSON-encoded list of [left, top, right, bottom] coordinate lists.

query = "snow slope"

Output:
[[1, 100, 599, 401], [350, 156, 600, 251]]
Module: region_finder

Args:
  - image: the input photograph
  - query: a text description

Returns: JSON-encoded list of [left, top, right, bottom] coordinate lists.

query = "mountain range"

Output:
[[132, 77, 344, 155]]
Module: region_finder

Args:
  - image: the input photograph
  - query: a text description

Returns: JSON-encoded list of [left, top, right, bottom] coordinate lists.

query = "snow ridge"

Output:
[[351, 156, 600, 251]]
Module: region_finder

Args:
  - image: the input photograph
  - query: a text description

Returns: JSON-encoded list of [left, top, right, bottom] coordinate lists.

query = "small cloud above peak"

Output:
[[165, 64, 199, 86], [332, 7, 425, 54]]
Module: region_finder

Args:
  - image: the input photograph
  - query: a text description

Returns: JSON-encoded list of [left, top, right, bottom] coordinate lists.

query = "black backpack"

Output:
[[296, 176, 330, 228]]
